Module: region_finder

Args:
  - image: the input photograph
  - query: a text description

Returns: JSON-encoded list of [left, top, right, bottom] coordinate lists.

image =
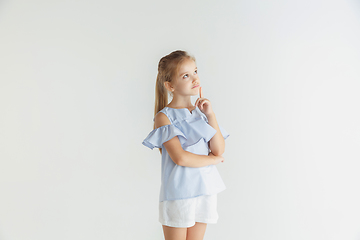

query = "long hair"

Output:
[[154, 50, 196, 154]]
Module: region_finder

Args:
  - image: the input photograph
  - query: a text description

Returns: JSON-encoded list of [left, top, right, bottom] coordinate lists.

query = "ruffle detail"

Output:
[[178, 117, 217, 148], [219, 124, 230, 140], [199, 114, 229, 140], [142, 117, 229, 150], [142, 124, 187, 150]]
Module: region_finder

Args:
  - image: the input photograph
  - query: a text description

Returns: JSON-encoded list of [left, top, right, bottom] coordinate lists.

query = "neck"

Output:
[[167, 95, 193, 108]]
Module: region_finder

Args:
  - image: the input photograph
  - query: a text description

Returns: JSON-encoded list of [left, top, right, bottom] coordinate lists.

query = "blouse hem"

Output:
[[160, 188, 226, 202]]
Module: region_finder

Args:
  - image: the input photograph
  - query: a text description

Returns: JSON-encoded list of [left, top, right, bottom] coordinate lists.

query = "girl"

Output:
[[142, 50, 229, 240]]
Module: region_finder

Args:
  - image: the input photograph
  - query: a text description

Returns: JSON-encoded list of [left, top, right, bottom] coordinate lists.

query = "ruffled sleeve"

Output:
[[219, 124, 230, 140], [200, 115, 230, 140], [142, 124, 187, 150]]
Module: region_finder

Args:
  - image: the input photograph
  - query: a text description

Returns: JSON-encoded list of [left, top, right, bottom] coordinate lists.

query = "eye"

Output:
[[183, 74, 188, 79], [194, 70, 197, 74]]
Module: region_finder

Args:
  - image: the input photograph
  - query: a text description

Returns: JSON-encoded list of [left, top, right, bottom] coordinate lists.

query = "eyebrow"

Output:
[[179, 68, 197, 77]]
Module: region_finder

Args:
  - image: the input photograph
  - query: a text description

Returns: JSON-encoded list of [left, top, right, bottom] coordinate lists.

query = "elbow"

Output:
[[211, 148, 225, 156], [175, 156, 185, 166], [166, 145, 187, 166], [211, 151, 223, 156], [208, 140, 225, 156], [174, 151, 187, 166]]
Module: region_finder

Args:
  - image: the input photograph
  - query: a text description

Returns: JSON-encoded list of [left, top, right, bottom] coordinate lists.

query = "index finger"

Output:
[[200, 86, 203, 98]]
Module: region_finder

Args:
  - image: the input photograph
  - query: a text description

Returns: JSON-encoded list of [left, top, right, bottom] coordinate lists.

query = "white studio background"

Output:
[[0, 0, 360, 239]]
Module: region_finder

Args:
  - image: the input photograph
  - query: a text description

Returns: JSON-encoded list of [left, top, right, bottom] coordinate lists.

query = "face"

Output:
[[171, 59, 200, 96]]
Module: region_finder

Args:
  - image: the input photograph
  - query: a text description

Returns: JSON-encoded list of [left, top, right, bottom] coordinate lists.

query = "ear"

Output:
[[164, 81, 174, 93]]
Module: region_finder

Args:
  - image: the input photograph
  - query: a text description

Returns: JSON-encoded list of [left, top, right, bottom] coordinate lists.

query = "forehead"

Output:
[[178, 59, 196, 74]]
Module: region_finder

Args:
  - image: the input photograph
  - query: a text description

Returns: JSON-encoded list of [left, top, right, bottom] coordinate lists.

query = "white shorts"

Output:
[[159, 194, 218, 228]]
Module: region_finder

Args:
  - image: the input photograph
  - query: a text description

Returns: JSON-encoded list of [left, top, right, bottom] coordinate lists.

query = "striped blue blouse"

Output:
[[142, 106, 229, 202]]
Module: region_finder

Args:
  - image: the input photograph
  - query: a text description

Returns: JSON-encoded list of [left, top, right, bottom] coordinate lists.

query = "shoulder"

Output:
[[154, 111, 171, 129]]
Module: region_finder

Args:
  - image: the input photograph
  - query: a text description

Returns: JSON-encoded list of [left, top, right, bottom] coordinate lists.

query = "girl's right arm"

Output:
[[155, 112, 224, 168]]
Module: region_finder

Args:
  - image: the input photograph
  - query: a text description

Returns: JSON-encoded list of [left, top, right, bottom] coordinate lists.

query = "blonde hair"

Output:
[[154, 50, 196, 154]]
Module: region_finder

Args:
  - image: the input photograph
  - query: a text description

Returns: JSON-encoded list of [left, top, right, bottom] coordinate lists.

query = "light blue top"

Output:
[[142, 106, 230, 202]]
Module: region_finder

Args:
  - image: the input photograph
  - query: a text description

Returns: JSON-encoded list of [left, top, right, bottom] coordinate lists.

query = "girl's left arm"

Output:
[[207, 113, 225, 156]]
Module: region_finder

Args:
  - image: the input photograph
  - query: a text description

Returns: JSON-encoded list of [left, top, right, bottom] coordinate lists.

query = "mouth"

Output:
[[192, 85, 199, 89]]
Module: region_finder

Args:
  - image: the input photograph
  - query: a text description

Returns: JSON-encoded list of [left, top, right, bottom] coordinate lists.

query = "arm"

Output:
[[206, 113, 225, 156], [180, 151, 219, 168], [155, 112, 220, 167], [194, 87, 225, 156], [163, 138, 218, 167]]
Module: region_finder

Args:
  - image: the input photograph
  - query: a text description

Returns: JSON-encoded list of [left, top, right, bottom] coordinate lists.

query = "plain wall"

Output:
[[0, 0, 360, 239]]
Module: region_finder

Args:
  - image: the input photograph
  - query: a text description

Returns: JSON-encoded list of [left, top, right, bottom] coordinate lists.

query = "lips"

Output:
[[192, 85, 199, 89]]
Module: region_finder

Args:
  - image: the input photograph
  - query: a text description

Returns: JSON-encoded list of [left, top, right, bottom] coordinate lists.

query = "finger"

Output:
[[196, 97, 204, 108], [196, 99, 203, 108], [195, 99, 199, 107], [200, 86, 203, 98], [200, 99, 208, 109]]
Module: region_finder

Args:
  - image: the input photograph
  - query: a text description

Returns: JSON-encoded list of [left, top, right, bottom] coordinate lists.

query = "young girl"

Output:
[[142, 50, 229, 240]]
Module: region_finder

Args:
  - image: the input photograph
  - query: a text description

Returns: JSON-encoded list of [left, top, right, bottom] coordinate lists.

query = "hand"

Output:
[[208, 152, 224, 165], [194, 86, 214, 116]]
